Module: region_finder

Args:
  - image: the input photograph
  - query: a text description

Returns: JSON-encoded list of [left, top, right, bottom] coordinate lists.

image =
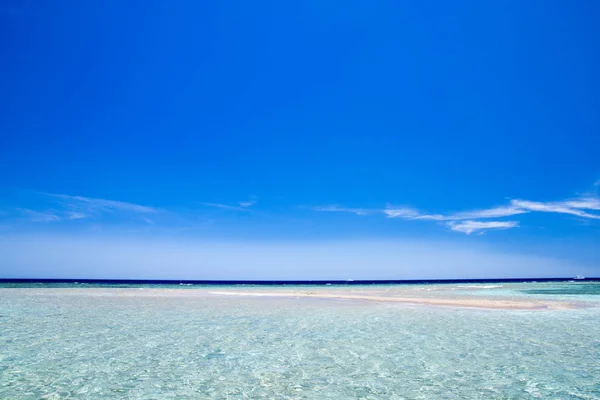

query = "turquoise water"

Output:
[[1, 282, 600, 399]]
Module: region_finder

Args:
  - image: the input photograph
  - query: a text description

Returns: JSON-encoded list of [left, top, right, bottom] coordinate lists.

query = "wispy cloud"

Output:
[[239, 197, 258, 207], [65, 211, 87, 220], [510, 199, 600, 219], [319, 203, 527, 222], [382, 206, 423, 219], [201, 197, 259, 211], [382, 196, 600, 223], [561, 197, 600, 210], [13, 192, 160, 223], [314, 205, 373, 216], [384, 204, 528, 221], [450, 205, 528, 220], [200, 202, 252, 212], [44, 193, 158, 215], [447, 220, 519, 235], [314, 183, 600, 234]]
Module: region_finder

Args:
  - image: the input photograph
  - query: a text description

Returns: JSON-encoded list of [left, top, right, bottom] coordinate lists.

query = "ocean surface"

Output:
[[1, 281, 600, 399]]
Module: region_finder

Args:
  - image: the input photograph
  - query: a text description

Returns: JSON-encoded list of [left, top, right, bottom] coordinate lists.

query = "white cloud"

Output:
[[382, 207, 422, 219], [10, 192, 159, 223], [200, 197, 259, 211], [561, 197, 600, 210], [200, 202, 252, 212], [447, 220, 519, 235], [66, 212, 88, 220], [450, 205, 528, 220], [510, 199, 600, 219], [314, 181, 600, 234], [384, 204, 527, 221], [314, 205, 373, 216], [239, 197, 258, 207], [325, 195, 600, 223], [45, 193, 158, 214]]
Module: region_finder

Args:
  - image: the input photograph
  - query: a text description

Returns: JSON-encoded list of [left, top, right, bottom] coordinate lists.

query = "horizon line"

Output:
[[1, 277, 597, 285]]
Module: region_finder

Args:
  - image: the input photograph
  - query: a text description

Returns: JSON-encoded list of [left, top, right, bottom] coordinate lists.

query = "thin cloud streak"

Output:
[[44, 193, 158, 214], [382, 206, 423, 219], [315, 185, 600, 234], [12, 192, 161, 223], [65, 211, 87, 220], [239, 197, 258, 207], [561, 197, 600, 210], [384, 204, 529, 221], [199, 202, 252, 212], [448, 220, 519, 235], [200, 197, 258, 211], [450, 205, 528, 220], [386, 197, 600, 222], [510, 199, 600, 219], [314, 205, 374, 216]]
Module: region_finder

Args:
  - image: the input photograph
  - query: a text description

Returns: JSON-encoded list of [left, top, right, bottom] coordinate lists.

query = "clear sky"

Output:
[[1, 0, 599, 279]]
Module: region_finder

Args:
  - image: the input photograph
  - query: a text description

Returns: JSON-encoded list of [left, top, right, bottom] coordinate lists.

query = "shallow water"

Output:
[[1, 283, 600, 399]]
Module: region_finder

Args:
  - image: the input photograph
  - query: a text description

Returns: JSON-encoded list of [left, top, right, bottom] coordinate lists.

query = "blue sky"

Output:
[[1, 0, 599, 279]]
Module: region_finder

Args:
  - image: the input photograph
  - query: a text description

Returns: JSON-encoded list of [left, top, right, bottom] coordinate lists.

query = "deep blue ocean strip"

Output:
[[0, 278, 598, 286]]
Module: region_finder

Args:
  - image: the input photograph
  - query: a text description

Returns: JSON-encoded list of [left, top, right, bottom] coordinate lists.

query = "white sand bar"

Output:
[[207, 290, 575, 310]]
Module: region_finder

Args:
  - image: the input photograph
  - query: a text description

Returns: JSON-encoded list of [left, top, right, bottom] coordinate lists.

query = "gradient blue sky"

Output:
[[1, 0, 599, 279]]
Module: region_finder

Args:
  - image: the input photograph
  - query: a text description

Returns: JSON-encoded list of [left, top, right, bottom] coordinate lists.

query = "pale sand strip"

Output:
[[208, 291, 573, 310], [4, 288, 575, 310]]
